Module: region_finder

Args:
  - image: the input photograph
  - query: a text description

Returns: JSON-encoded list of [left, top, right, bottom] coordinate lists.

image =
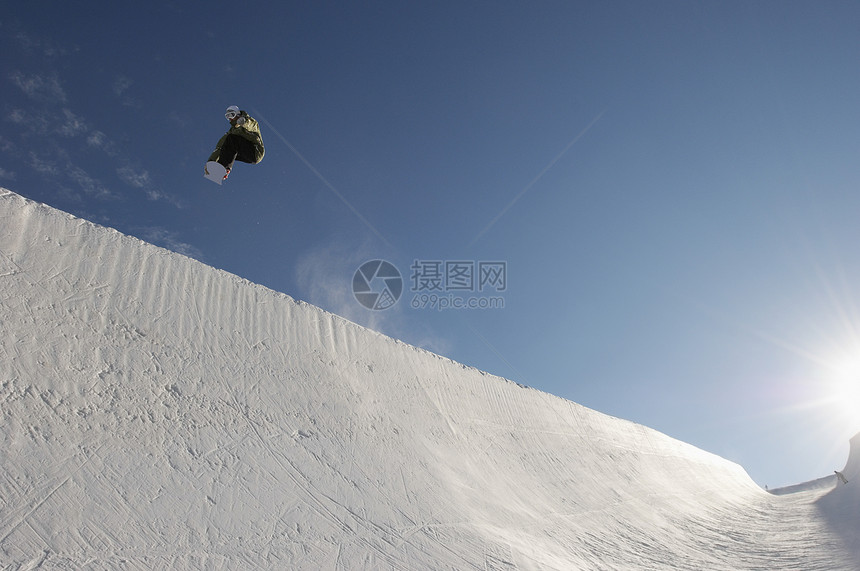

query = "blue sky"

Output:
[[4, 1, 860, 488]]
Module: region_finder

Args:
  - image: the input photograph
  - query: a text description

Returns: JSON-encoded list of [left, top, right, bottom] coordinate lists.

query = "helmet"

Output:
[[225, 105, 240, 120]]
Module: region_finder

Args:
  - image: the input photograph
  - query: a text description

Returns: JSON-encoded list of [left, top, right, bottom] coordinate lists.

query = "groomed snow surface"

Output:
[[0, 187, 857, 570]]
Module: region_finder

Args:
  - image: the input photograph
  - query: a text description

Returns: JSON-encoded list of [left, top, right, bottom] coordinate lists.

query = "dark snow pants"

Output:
[[217, 134, 261, 171]]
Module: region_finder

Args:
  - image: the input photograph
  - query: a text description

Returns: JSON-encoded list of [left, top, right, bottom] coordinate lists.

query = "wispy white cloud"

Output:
[[112, 75, 139, 107], [86, 130, 118, 156], [87, 131, 106, 147], [0, 167, 16, 180], [5, 28, 176, 207], [66, 164, 113, 199], [112, 76, 132, 97], [23, 147, 113, 202], [139, 227, 205, 261], [58, 108, 87, 137], [9, 71, 67, 104], [28, 152, 59, 175], [116, 164, 182, 207], [9, 108, 50, 135], [8, 109, 26, 124], [9, 26, 71, 59], [6, 85, 174, 205], [116, 166, 151, 189]]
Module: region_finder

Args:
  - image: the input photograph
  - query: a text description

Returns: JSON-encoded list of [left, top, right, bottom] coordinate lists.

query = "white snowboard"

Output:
[[204, 161, 227, 185]]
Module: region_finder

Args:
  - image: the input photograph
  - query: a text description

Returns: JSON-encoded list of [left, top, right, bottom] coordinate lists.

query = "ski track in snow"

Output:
[[0, 186, 858, 569]]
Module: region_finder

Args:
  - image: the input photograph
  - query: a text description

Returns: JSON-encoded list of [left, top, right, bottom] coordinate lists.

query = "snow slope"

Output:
[[0, 187, 855, 569], [817, 433, 860, 558]]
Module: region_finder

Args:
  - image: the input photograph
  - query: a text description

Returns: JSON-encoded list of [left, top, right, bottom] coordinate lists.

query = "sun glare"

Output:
[[824, 354, 860, 434]]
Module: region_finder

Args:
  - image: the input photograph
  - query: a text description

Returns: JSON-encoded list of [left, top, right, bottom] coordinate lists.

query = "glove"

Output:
[[235, 116, 246, 126]]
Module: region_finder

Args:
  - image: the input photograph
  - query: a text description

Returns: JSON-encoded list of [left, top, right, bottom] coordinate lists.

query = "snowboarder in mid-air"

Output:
[[204, 105, 265, 184]]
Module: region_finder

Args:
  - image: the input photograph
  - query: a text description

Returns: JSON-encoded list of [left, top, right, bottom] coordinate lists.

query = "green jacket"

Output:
[[208, 111, 265, 163]]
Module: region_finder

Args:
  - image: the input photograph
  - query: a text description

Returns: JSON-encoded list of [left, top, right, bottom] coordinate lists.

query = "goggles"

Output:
[[225, 108, 240, 120]]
